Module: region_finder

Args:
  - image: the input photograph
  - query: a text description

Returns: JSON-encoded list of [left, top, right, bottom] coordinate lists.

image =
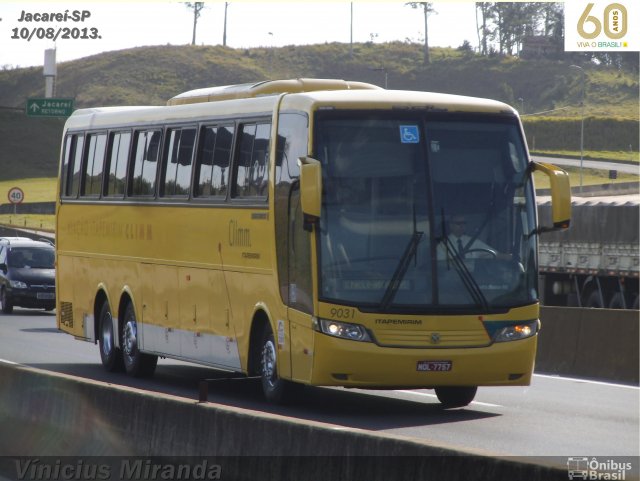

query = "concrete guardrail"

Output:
[[0, 362, 570, 480], [538, 306, 639, 384]]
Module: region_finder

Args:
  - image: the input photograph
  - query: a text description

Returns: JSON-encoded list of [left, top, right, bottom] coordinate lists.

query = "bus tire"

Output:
[[98, 301, 124, 372], [435, 386, 477, 409], [585, 291, 604, 308], [0, 288, 13, 314], [608, 293, 626, 310], [259, 323, 297, 404], [121, 302, 157, 377]]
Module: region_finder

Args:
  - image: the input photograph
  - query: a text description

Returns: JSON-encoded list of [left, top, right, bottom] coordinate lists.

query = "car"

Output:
[[0, 238, 56, 313]]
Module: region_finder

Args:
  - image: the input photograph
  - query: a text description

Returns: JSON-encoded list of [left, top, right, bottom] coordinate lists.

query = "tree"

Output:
[[184, 2, 205, 46], [476, 2, 555, 56], [476, 3, 493, 56], [406, 2, 436, 64]]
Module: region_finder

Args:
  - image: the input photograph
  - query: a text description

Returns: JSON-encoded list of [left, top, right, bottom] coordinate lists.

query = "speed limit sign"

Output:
[[7, 187, 25, 204]]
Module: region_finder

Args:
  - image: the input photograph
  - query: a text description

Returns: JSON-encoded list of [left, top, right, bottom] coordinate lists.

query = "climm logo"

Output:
[[229, 219, 251, 247]]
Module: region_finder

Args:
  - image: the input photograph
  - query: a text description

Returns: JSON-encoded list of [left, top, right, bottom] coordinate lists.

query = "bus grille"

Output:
[[373, 328, 489, 348], [60, 301, 73, 329]]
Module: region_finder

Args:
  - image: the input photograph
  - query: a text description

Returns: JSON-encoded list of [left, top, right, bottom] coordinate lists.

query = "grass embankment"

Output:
[[0, 178, 56, 232], [0, 214, 55, 232], [531, 150, 639, 163]]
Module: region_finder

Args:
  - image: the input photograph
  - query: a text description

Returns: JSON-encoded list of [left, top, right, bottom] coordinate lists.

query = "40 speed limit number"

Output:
[[7, 187, 25, 204]]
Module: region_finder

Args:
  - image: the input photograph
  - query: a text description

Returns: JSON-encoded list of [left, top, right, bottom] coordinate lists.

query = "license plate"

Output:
[[37, 293, 55, 300], [417, 360, 452, 372]]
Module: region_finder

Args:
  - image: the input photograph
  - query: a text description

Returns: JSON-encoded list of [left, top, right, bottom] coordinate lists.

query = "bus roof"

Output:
[[279, 88, 516, 115], [167, 78, 514, 115], [166, 78, 380, 105], [64, 79, 517, 131]]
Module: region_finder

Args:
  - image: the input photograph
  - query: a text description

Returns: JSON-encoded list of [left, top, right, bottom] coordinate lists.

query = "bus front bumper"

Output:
[[308, 333, 537, 388]]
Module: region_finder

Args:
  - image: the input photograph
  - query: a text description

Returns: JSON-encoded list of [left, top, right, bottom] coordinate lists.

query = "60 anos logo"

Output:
[[578, 3, 628, 39], [565, 0, 637, 51]]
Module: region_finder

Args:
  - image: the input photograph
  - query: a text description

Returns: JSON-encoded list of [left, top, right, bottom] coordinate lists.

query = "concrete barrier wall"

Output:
[[0, 201, 55, 215], [0, 363, 568, 480], [537, 306, 639, 384]]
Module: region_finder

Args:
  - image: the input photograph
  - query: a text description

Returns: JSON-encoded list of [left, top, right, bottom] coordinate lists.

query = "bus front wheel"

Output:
[[98, 301, 124, 372], [259, 324, 298, 403], [121, 302, 158, 377], [435, 386, 477, 408]]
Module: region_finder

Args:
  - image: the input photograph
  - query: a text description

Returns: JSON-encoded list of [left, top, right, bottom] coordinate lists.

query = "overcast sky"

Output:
[[0, 2, 479, 68]]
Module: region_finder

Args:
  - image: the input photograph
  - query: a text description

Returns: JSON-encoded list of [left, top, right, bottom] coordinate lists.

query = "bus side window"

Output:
[[162, 127, 196, 197], [273, 112, 311, 312], [81, 133, 107, 197], [61, 134, 84, 198], [130, 130, 162, 197], [194, 125, 234, 198], [105, 131, 131, 197], [232, 122, 270, 199]]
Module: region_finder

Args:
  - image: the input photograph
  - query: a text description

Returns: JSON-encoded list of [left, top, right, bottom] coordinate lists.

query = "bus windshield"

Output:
[[315, 112, 537, 313]]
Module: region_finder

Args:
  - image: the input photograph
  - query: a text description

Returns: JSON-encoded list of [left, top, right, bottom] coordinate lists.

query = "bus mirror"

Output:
[[533, 161, 571, 231], [299, 157, 322, 221]]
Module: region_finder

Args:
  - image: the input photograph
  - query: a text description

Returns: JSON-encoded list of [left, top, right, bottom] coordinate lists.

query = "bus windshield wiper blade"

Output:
[[440, 237, 489, 310], [380, 230, 424, 310]]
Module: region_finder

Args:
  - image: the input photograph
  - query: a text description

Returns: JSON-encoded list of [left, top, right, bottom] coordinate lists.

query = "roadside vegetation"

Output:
[[0, 214, 55, 233], [531, 150, 639, 163]]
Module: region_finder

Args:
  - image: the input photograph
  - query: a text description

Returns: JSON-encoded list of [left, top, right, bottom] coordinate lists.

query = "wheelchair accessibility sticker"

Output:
[[399, 125, 420, 144]]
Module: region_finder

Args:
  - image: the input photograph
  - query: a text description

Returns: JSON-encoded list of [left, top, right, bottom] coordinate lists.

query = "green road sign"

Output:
[[26, 98, 74, 117]]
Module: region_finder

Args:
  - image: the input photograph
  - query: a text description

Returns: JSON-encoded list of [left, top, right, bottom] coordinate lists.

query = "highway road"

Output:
[[1, 309, 638, 463]]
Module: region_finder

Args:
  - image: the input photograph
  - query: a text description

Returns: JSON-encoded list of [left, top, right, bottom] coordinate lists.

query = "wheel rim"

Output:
[[261, 338, 278, 388], [123, 320, 137, 363], [101, 312, 114, 356]]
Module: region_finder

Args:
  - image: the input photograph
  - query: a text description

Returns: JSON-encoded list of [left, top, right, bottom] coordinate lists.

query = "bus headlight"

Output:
[[492, 320, 539, 343], [315, 318, 372, 342]]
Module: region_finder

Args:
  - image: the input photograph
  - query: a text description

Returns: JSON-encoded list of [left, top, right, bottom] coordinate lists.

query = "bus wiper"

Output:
[[380, 229, 424, 310], [380, 204, 424, 310], [440, 236, 489, 310]]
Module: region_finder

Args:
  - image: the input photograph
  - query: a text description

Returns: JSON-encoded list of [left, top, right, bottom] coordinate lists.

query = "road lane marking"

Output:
[[394, 390, 502, 408], [534, 374, 640, 390]]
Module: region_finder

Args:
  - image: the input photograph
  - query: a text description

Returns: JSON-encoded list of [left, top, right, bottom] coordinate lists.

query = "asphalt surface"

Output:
[[0, 309, 638, 461]]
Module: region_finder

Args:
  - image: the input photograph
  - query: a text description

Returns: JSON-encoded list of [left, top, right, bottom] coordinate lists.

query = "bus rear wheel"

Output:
[[435, 386, 477, 408], [98, 301, 124, 372], [121, 302, 157, 377]]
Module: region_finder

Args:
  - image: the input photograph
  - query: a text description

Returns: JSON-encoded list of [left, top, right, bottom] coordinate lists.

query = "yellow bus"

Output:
[[56, 78, 570, 407]]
